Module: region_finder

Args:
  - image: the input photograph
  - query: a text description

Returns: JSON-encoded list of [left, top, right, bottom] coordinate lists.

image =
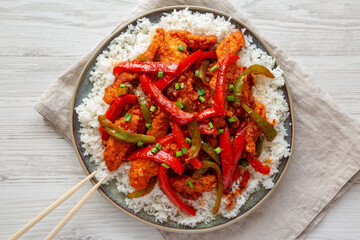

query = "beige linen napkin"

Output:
[[34, 0, 360, 239]]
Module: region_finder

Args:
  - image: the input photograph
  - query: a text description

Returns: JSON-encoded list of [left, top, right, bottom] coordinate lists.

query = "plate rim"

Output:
[[69, 5, 295, 233]]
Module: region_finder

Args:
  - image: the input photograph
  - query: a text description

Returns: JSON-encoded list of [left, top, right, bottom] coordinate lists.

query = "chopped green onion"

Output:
[[137, 140, 144, 147], [124, 113, 133, 122], [145, 123, 152, 129], [175, 83, 180, 90], [229, 84, 234, 92], [199, 96, 205, 103], [188, 180, 194, 189], [210, 65, 218, 72], [120, 84, 126, 88], [151, 147, 159, 154], [150, 106, 156, 112], [228, 116, 237, 122], [178, 45, 185, 52], [176, 151, 183, 157], [161, 163, 170, 169], [176, 100, 184, 109], [208, 122, 214, 129], [197, 88, 206, 96], [185, 137, 192, 144], [195, 70, 200, 77], [155, 143, 162, 150], [182, 147, 188, 155], [218, 129, 224, 133], [227, 95, 235, 102], [180, 82, 185, 89], [157, 71, 164, 78], [214, 147, 222, 154], [240, 159, 249, 167]]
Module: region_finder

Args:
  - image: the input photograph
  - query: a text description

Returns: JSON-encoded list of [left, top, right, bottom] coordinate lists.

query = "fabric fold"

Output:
[[34, 0, 360, 239]]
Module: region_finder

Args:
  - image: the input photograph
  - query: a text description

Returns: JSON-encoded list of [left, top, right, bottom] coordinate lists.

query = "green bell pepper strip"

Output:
[[98, 115, 156, 144], [199, 60, 211, 83], [188, 120, 201, 159], [127, 177, 156, 198], [234, 64, 275, 102], [256, 137, 264, 157], [242, 104, 277, 141], [134, 88, 151, 123], [201, 142, 221, 165], [192, 160, 223, 214]]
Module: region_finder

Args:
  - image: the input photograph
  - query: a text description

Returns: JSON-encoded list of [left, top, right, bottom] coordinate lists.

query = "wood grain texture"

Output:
[[0, 0, 359, 239]]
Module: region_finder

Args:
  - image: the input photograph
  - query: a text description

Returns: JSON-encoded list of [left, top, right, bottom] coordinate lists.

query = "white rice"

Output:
[[75, 9, 290, 226]]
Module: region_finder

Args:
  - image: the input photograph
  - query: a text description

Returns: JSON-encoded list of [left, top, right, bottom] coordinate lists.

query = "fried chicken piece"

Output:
[[103, 28, 165, 104], [168, 174, 217, 200], [216, 30, 245, 63], [103, 72, 138, 104], [167, 30, 217, 50], [129, 159, 159, 190], [103, 105, 145, 171], [245, 102, 266, 153], [159, 33, 188, 63], [146, 111, 169, 140], [143, 28, 165, 60]]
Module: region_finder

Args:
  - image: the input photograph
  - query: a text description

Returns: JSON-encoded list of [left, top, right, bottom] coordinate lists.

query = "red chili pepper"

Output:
[[240, 169, 250, 187], [197, 108, 218, 122], [155, 50, 203, 91], [156, 133, 175, 145], [219, 125, 234, 191], [232, 127, 247, 166], [198, 122, 219, 135], [246, 154, 270, 175], [126, 147, 183, 175], [170, 122, 202, 169], [99, 94, 137, 140], [140, 74, 196, 125], [193, 51, 216, 70], [158, 166, 196, 216], [214, 55, 240, 115], [113, 61, 179, 77]]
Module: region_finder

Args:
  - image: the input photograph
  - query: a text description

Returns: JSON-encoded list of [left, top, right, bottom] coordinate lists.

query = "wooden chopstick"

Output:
[[9, 171, 99, 240], [44, 175, 106, 240]]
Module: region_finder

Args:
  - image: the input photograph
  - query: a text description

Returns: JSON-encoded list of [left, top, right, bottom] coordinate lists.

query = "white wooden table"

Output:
[[1, 0, 359, 239]]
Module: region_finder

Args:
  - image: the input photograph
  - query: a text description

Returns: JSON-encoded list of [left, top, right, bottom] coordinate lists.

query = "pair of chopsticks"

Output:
[[9, 171, 106, 240]]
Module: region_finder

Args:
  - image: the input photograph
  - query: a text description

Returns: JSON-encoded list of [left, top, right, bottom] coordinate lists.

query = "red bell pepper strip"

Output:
[[214, 55, 240, 115], [170, 121, 188, 148], [113, 61, 179, 77], [189, 158, 202, 169], [126, 147, 183, 175], [219, 125, 234, 191], [140, 74, 196, 125], [170, 121, 202, 169], [231, 165, 241, 183], [198, 122, 219, 135], [194, 51, 216, 70], [155, 50, 203, 91], [156, 133, 175, 145], [99, 94, 137, 140], [246, 154, 270, 175], [240, 169, 250, 188], [197, 108, 218, 122], [232, 127, 247, 166], [158, 166, 196, 216]]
